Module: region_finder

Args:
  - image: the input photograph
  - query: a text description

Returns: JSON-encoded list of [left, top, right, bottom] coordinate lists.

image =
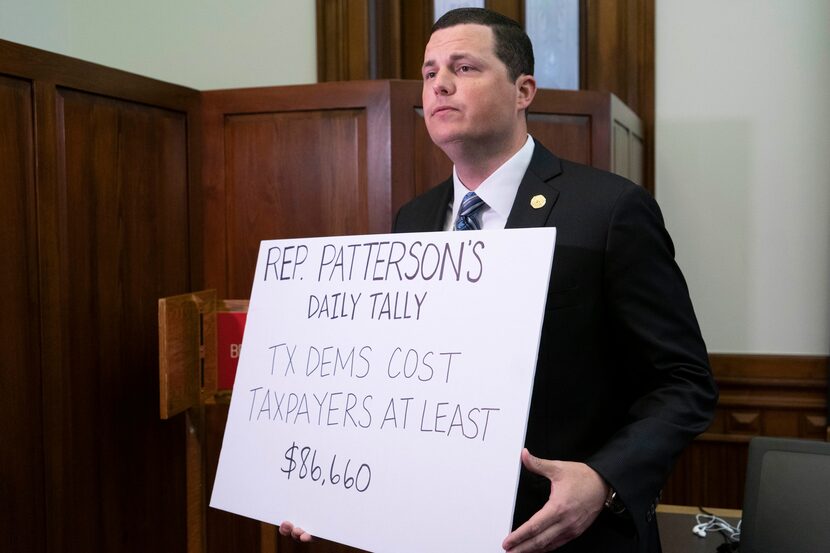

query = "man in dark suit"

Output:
[[393, 8, 718, 553], [281, 7, 716, 552]]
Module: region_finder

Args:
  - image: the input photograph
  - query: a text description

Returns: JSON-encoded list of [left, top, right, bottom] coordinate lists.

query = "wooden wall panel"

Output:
[[1, 39, 199, 553], [399, 1, 433, 80], [316, 0, 371, 81], [205, 403, 260, 552], [582, 0, 654, 191], [202, 81, 394, 300], [386, 81, 427, 209], [663, 440, 749, 509], [411, 108, 451, 197], [529, 114, 592, 167], [223, 110, 368, 296], [46, 88, 192, 551], [0, 74, 45, 553]]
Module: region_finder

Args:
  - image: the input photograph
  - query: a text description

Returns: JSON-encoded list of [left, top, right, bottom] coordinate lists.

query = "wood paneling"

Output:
[[662, 441, 749, 511], [1, 39, 199, 553], [412, 108, 451, 197], [205, 402, 261, 552], [202, 81, 396, 299], [399, 1, 433, 80], [316, 0, 371, 81], [610, 96, 645, 185], [663, 354, 829, 509], [44, 86, 192, 552], [582, 0, 654, 191], [223, 109, 368, 295], [531, 88, 644, 184], [486, 0, 524, 25], [529, 114, 592, 166], [317, 0, 430, 81], [706, 354, 826, 442], [0, 74, 45, 553]]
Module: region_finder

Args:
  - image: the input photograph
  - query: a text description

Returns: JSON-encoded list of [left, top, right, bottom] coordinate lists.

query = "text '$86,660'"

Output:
[[281, 441, 372, 493]]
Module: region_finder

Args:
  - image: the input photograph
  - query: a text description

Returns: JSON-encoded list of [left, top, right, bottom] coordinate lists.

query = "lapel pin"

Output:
[[530, 194, 546, 209]]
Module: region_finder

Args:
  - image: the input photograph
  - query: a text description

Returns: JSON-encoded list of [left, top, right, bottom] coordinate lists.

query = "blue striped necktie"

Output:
[[454, 191, 486, 230]]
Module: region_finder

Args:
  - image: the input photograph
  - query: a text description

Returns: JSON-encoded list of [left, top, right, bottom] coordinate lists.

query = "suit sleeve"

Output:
[[585, 184, 718, 541]]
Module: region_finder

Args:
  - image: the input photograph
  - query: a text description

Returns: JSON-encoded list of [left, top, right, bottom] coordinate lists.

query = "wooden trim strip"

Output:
[[657, 504, 742, 519], [710, 353, 829, 381], [717, 376, 826, 388]]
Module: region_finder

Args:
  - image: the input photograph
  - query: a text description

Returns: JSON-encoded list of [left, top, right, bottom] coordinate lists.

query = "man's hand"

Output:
[[501, 449, 609, 552], [278, 521, 313, 543]]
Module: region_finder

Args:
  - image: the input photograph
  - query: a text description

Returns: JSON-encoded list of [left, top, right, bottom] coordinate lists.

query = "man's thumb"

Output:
[[520, 447, 555, 478]]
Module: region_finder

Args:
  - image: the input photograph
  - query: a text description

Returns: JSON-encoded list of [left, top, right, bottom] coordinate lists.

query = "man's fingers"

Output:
[[278, 522, 294, 536], [278, 521, 313, 542], [502, 505, 568, 553], [295, 528, 313, 542], [520, 448, 558, 480]]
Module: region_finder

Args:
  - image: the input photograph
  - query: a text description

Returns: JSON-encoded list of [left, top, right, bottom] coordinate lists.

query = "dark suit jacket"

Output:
[[393, 143, 718, 553]]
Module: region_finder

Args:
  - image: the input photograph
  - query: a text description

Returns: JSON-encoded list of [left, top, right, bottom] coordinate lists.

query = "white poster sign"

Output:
[[211, 228, 556, 553]]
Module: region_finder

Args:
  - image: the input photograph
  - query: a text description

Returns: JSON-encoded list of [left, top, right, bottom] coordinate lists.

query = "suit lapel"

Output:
[[505, 143, 563, 229], [423, 179, 453, 231]]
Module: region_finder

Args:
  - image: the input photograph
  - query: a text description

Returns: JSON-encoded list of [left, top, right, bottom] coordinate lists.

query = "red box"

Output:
[[217, 311, 247, 389]]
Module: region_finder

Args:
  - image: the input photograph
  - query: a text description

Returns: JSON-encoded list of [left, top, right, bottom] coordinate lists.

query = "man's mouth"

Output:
[[432, 105, 457, 116]]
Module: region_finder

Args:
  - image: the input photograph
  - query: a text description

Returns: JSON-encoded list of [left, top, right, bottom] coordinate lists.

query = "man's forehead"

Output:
[[424, 23, 495, 62]]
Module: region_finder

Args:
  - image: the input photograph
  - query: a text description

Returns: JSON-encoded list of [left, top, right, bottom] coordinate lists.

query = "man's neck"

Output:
[[443, 129, 528, 190]]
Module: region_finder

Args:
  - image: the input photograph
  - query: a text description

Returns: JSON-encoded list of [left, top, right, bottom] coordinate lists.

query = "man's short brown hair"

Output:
[[432, 7, 534, 82]]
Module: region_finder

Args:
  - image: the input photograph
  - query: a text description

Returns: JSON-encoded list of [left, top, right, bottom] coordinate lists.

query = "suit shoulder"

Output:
[[544, 157, 661, 231], [399, 180, 452, 212], [530, 141, 641, 202], [393, 179, 452, 233], [555, 158, 642, 200]]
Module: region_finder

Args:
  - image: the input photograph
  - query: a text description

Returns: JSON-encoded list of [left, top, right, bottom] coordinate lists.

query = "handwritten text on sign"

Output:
[[210, 229, 556, 553]]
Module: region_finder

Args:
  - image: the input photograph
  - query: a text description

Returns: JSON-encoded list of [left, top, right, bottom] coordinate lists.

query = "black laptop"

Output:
[[740, 436, 830, 552]]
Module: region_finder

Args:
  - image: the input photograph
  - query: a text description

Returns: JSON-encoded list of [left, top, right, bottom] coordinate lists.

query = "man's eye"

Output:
[[459, 65, 473, 73], [424, 71, 436, 80]]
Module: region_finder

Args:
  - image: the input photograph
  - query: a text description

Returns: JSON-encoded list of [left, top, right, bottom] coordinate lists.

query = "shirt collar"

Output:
[[451, 135, 535, 226]]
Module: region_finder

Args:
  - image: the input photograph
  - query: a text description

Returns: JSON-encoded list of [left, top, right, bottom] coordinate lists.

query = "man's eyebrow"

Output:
[[422, 53, 482, 70]]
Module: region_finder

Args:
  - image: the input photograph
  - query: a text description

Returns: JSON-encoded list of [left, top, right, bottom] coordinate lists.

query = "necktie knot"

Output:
[[455, 191, 485, 231]]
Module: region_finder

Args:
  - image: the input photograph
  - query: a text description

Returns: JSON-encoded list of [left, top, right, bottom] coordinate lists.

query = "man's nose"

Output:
[[432, 71, 454, 96]]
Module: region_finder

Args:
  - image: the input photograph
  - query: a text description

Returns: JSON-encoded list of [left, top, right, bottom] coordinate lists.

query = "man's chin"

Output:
[[426, 129, 468, 150]]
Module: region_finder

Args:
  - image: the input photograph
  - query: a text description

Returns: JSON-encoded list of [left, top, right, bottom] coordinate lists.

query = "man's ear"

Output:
[[516, 74, 537, 112]]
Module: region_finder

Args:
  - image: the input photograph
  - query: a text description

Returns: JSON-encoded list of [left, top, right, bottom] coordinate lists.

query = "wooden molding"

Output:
[[710, 353, 828, 380], [703, 353, 828, 443]]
